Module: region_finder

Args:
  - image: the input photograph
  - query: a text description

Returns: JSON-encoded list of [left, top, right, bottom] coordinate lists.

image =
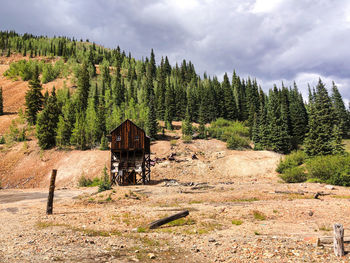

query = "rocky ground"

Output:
[[1, 55, 350, 262]]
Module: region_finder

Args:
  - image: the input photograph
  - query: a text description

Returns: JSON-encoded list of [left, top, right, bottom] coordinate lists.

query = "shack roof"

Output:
[[109, 119, 150, 138]]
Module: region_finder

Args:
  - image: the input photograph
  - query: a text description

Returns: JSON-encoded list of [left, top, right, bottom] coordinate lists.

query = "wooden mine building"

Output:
[[110, 119, 151, 185]]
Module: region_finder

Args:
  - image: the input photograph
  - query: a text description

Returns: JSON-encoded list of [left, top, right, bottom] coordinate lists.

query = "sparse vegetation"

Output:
[[98, 166, 112, 192], [253, 210, 266, 221], [231, 219, 243, 225]]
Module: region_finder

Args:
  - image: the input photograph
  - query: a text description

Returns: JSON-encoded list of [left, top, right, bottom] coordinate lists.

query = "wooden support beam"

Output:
[[46, 169, 57, 215], [149, 210, 189, 229], [334, 223, 345, 257]]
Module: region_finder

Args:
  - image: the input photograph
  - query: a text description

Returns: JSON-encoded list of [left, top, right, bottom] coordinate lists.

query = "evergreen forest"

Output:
[[1, 30, 350, 159]]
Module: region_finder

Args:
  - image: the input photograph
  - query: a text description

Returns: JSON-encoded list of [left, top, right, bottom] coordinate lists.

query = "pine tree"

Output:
[[266, 86, 291, 153], [70, 111, 87, 150], [164, 79, 175, 129], [182, 106, 193, 137], [289, 83, 308, 148], [149, 49, 157, 79], [146, 96, 158, 138], [222, 73, 236, 120], [144, 63, 154, 105], [0, 86, 3, 115], [85, 97, 98, 148], [331, 82, 348, 137], [99, 133, 109, 150], [305, 79, 335, 156], [36, 88, 60, 149], [76, 62, 90, 112], [331, 124, 345, 155], [25, 66, 43, 125]]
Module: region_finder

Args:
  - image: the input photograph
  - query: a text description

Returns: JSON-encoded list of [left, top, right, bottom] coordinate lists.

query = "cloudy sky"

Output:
[[0, 0, 349, 102]]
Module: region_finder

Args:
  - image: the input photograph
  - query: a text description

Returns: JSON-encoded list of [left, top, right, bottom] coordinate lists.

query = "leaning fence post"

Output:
[[46, 169, 57, 215], [333, 223, 345, 257]]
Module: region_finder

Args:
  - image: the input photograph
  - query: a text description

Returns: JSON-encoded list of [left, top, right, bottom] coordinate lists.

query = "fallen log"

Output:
[[149, 210, 189, 229]]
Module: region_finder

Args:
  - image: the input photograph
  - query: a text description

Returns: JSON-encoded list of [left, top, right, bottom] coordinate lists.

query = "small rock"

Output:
[[135, 250, 139, 253], [308, 211, 314, 216], [208, 238, 216, 243], [325, 185, 335, 190], [148, 253, 156, 259]]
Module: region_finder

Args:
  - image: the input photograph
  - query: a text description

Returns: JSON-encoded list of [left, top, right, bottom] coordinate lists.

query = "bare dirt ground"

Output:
[[1, 57, 350, 262], [1, 134, 350, 262]]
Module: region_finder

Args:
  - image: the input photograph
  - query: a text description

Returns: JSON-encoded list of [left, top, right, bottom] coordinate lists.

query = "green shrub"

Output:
[[306, 155, 350, 186], [276, 150, 307, 173], [227, 134, 250, 150], [0, 136, 5, 144], [78, 175, 93, 187], [182, 135, 192, 143], [98, 166, 112, 192], [279, 166, 307, 183], [209, 118, 250, 149]]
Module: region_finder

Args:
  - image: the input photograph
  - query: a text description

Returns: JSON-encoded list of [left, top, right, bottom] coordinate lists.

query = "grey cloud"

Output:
[[0, 0, 349, 101]]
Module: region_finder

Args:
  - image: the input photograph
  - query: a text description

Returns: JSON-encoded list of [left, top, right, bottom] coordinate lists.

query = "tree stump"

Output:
[[333, 223, 345, 257]]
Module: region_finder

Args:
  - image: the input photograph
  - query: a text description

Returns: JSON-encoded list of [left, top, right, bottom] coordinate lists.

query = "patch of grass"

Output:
[[252, 210, 266, 221], [182, 135, 192, 143], [137, 227, 147, 233], [273, 209, 279, 214], [188, 200, 202, 204], [332, 195, 350, 199], [319, 225, 332, 231], [232, 219, 243, 225], [167, 217, 195, 227], [231, 197, 259, 202], [254, 231, 261, 235], [36, 221, 121, 237], [170, 140, 177, 146], [36, 221, 66, 229]]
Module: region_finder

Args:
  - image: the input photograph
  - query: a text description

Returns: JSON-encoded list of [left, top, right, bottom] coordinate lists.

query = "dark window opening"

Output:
[[117, 136, 121, 141]]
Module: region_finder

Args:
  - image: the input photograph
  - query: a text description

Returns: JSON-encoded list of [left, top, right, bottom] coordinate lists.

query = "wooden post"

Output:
[[46, 169, 57, 215], [149, 210, 189, 229], [333, 223, 345, 257]]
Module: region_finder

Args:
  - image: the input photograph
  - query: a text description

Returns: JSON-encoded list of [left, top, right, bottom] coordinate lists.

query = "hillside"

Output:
[[1, 35, 350, 262]]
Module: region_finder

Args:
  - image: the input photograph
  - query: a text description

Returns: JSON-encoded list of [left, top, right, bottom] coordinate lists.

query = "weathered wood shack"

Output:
[[110, 119, 151, 185]]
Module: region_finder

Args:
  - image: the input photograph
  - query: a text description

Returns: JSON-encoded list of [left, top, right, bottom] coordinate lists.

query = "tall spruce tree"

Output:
[[266, 86, 291, 153], [146, 96, 158, 138], [76, 62, 90, 112], [70, 111, 87, 150], [305, 79, 335, 156], [36, 88, 60, 149], [164, 79, 175, 129], [56, 99, 75, 147], [289, 83, 308, 148], [331, 82, 348, 137], [25, 66, 43, 125], [85, 97, 99, 148], [222, 73, 237, 120]]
